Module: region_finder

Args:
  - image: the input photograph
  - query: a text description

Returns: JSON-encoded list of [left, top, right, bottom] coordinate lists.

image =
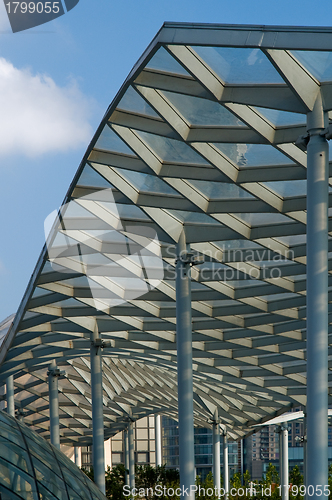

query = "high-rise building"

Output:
[[244, 426, 279, 480], [161, 417, 240, 480]]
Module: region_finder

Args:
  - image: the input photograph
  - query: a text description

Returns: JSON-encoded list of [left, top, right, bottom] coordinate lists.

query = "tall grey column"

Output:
[[90, 333, 105, 494], [176, 231, 195, 500], [74, 447, 82, 468], [128, 420, 135, 490], [124, 429, 130, 486], [6, 375, 15, 417], [240, 439, 244, 480], [306, 92, 329, 499], [280, 425, 289, 500], [223, 432, 229, 494], [212, 409, 220, 492], [48, 360, 60, 449], [155, 414, 162, 467]]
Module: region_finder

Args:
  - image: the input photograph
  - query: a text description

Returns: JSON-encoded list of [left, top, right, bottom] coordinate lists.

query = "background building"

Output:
[[79, 409, 332, 482], [162, 417, 240, 480], [80, 415, 242, 481], [81, 416, 157, 469], [244, 425, 279, 479]]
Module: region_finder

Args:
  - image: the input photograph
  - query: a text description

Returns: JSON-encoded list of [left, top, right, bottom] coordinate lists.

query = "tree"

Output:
[[260, 463, 280, 500], [229, 472, 244, 500], [289, 465, 303, 500], [195, 471, 218, 500], [134, 464, 180, 500], [243, 470, 251, 489], [328, 463, 332, 500], [105, 464, 127, 500]]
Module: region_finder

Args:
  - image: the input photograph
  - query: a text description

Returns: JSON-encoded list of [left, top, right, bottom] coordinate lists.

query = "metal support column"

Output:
[[48, 360, 60, 449], [128, 420, 135, 490], [240, 439, 244, 481], [6, 375, 15, 417], [74, 447, 82, 468], [212, 409, 220, 492], [176, 231, 195, 500], [155, 414, 162, 467], [303, 412, 307, 495], [90, 333, 105, 495], [306, 92, 329, 500], [280, 425, 289, 500], [124, 428, 130, 486], [223, 432, 229, 494]]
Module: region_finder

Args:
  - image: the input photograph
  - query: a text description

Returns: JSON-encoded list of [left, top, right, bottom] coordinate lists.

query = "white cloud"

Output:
[[0, 58, 94, 157]]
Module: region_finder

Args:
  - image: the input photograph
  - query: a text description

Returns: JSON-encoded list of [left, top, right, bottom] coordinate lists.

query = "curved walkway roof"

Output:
[[2, 23, 332, 445]]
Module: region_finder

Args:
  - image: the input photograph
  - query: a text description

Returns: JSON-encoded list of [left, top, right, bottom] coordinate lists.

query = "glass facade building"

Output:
[[162, 417, 239, 480], [0, 410, 106, 500], [81, 416, 157, 469]]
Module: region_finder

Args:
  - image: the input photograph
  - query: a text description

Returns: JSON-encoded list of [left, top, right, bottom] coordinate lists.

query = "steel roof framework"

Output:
[[1, 23, 332, 480]]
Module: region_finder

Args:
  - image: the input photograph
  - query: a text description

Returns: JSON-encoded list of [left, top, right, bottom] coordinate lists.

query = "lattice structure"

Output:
[[2, 24, 332, 445]]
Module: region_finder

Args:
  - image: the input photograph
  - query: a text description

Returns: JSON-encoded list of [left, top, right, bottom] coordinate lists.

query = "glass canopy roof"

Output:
[[0, 410, 106, 500], [2, 23, 332, 444]]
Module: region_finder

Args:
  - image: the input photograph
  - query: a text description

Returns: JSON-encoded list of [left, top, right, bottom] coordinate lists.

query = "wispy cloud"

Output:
[[0, 58, 94, 157]]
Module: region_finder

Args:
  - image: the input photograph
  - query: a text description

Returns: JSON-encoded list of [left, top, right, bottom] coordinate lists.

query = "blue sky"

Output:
[[1, 0, 332, 320]]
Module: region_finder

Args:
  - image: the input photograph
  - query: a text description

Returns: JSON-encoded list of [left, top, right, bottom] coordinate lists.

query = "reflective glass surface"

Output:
[[137, 131, 209, 164], [94, 125, 133, 155], [146, 47, 190, 75], [77, 165, 112, 188], [0, 411, 106, 500], [234, 212, 292, 225], [291, 50, 332, 81], [262, 179, 307, 197], [118, 86, 159, 117], [192, 47, 284, 83], [162, 92, 246, 126], [189, 180, 255, 199], [253, 107, 306, 127], [214, 143, 293, 167], [114, 167, 180, 195]]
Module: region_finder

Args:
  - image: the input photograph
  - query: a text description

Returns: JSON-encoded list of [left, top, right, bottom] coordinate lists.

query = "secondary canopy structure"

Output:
[[1, 23, 332, 480]]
